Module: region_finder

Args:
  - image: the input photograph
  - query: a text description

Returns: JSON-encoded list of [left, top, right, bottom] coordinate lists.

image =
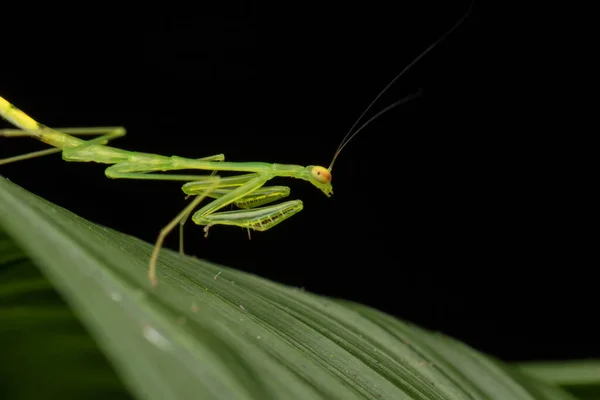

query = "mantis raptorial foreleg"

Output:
[[0, 126, 126, 165], [183, 179, 291, 209], [198, 200, 303, 232], [187, 175, 304, 235], [184, 178, 300, 235], [179, 180, 293, 251]]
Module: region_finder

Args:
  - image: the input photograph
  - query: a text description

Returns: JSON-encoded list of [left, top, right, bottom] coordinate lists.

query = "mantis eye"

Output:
[[311, 166, 331, 184]]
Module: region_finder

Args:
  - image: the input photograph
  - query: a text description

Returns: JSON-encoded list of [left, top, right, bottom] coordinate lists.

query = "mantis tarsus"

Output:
[[0, 4, 471, 286]]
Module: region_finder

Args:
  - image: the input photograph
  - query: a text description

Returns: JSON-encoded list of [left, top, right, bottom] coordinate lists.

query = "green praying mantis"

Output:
[[0, 5, 471, 286]]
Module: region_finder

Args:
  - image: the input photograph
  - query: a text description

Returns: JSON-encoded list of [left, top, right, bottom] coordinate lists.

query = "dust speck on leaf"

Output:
[[110, 291, 122, 302], [143, 325, 172, 351]]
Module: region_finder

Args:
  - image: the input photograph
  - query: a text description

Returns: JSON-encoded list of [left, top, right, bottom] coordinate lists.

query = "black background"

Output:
[[2, 2, 595, 364]]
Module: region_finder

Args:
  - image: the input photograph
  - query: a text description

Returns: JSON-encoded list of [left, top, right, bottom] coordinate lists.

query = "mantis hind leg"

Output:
[[0, 127, 126, 166]]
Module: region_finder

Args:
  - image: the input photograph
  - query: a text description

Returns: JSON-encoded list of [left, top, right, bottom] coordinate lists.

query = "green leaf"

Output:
[[0, 239, 133, 400], [0, 176, 580, 400], [514, 361, 600, 400]]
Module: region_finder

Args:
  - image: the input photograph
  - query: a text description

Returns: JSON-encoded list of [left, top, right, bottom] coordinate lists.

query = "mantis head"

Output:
[[306, 165, 333, 197]]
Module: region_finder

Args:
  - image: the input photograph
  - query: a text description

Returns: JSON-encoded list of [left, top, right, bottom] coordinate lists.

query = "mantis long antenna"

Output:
[[328, 1, 474, 171], [327, 90, 423, 170]]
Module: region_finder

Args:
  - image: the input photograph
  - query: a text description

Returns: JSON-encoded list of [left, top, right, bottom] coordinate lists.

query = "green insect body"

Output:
[[0, 3, 472, 286]]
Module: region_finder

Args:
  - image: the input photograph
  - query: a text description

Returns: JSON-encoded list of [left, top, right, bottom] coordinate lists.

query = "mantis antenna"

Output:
[[328, 1, 474, 171]]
